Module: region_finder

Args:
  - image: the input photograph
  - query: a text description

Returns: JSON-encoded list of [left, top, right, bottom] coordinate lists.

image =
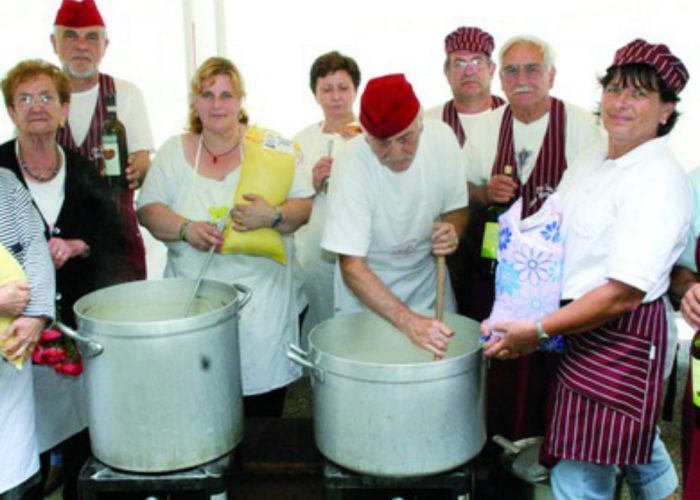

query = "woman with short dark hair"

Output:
[[294, 51, 362, 339]]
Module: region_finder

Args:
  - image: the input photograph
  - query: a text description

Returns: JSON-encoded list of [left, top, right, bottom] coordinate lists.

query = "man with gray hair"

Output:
[[461, 34, 605, 440], [51, 0, 154, 282]]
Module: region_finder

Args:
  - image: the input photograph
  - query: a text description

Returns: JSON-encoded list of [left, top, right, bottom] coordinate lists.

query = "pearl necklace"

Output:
[[17, 142, 62, 182]]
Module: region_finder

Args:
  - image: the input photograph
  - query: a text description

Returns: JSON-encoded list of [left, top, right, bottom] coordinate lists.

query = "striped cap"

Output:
[[360, 74, 420, 139], [54, 0, 105, 28], [611, 39, 689, 94], [445, 27, 495, 57]]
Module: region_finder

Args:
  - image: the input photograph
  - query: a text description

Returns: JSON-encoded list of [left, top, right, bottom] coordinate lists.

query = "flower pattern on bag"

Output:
[[487, 196, 564, 353]]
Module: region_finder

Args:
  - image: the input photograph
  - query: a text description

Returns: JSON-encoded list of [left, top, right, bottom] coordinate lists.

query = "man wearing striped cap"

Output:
[[427, 26, 505, 149]]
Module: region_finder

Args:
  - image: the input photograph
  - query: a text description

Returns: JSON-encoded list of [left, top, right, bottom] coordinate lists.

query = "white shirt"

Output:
[[322, 119, 467, 314], [676, 166, 700, 271], [68, 77, 154, 153], [558, 136, 691, 302], [138, 133, 314, 395], [292, 122, 348, 336], [463, 100, 606, 185], [425, 104, 494, 149]]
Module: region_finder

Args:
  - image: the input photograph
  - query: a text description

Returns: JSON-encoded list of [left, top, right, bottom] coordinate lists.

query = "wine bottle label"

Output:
[[481, 221, 499, 259], [693, 356, 700, 408], [102, 134, 122, 177]]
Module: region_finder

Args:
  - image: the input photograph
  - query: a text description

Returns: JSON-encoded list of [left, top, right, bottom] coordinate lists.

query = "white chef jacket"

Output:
[[557, 136, 691, 302]]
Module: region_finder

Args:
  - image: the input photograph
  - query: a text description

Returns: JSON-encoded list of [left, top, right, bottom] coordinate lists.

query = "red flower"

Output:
[[54, 361, 83, 376], [32, 346, 45, 365], [40, 328, 62, 342], [41, 347, 68, 365]]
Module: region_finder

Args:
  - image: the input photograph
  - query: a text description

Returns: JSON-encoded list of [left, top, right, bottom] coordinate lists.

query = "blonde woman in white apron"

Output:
[[138, 57, 313, 417]]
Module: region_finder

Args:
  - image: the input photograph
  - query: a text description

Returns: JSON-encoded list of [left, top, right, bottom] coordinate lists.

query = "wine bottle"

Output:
[[693, 330, 700, 428], [481, 165, 517, 276], [101, 94, 129, 189]]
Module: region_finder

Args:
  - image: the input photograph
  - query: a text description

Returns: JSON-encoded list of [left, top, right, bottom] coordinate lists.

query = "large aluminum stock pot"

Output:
[[57, 278, 251, 473], [287, 310, 486, 477]]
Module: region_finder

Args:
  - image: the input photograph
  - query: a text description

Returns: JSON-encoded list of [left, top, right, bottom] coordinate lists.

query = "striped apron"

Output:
[[440, 95, 505, 147], [478, 99, 568, 440], [543, 299, 667, 465], [681, 236, 700, 497], [56, 73, 146, 281], [444, 95, 505, 322]]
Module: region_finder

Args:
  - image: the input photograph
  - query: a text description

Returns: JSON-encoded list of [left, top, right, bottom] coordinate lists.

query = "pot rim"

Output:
[[307, 345, 483, 382], [73, 278, 241, 338]]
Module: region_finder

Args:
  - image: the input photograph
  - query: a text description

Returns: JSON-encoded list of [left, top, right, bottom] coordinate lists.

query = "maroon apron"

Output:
[[57, 73, 146, 282], [443, 95, 505, 321], [440, 95, 505, 147], [479, 98, 568, 440], [542, 299, 667, 465], [681, 236, 700, 498]]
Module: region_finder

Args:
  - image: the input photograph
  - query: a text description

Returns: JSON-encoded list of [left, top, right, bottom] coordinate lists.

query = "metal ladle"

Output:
[[182, 217, 229, 317]]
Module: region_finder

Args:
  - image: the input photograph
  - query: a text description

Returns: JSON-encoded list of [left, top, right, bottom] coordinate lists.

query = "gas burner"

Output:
[[78, 453, 234, 499], [323, 460, 474, 499]]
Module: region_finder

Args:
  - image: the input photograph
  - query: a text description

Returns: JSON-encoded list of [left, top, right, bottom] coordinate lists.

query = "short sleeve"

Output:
[[606, 164, 691, 291], [321, 140, 374, 257], [137, 135, 183, 209], [116, 79, 155, 153]]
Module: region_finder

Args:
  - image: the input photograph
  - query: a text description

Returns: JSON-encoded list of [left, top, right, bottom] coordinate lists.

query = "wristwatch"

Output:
[[535, 319, 549, 344], [270, 206, 283, 228]]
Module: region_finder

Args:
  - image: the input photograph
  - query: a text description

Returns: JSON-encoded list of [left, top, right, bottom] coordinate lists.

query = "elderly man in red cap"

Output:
[[322, 74, 467, 357], [51, 0, 154, 282], [427, 26, 505, 148], [458, 34, 606, 443]]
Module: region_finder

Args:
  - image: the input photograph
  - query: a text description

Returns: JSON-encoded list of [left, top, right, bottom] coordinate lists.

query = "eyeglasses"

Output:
[[501, 64, 545, 79], [450, 57, 487, 72], [15, 92, 57, 109]]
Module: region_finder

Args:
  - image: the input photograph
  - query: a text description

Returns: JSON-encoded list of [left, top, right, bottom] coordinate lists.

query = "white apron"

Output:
[[294, 127, 346, 339], [33, 365, 87, 452], [334, 155, 456, 315], [163, 138, 301, 395], [1, 361, 39, 493]]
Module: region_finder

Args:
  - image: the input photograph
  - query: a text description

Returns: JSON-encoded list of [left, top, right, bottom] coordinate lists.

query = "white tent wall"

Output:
[[0, 0, 699, 277]]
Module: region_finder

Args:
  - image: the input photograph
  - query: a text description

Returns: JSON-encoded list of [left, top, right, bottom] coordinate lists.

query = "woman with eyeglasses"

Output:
[[0, 59, 122, 500]]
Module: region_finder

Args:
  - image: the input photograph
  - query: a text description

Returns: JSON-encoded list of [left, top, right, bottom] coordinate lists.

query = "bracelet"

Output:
[[535, 319, 549, 344], [179, 219, 193, 241], [270, 206, 283, 228]]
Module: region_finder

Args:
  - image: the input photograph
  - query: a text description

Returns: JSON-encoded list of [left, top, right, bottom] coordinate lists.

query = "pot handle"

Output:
[[493, 434, 522, 455], [55, 322, 104, 359], [286, 343, 324, 382], [233, 284, 252, 310]]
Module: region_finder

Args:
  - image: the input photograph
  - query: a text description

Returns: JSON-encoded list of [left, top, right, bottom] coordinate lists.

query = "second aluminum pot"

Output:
[[288, 310, 486, 477], [59, 278, 251, 473]]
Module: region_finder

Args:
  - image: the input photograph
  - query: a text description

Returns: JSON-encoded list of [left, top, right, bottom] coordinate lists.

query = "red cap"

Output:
[[360, 74, 420, 139], [54, 0, 105, 28], [610, 39, 689, 94], [445, 27, 495, 57]]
